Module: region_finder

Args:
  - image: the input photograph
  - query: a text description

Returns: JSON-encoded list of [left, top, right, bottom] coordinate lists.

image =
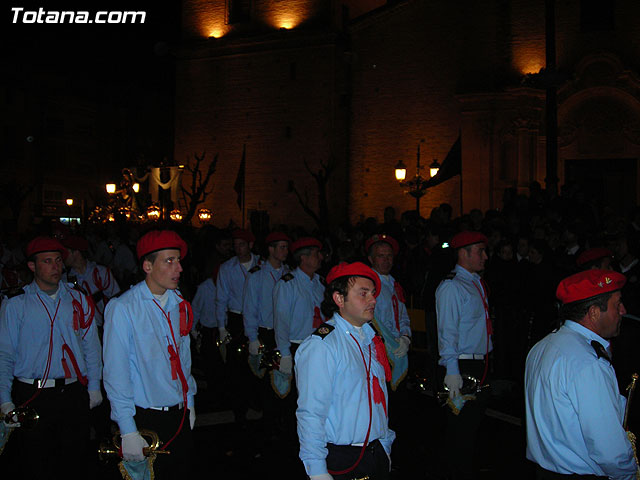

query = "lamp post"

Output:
[[394, 141, 440, 213], [66, 198, 73, 223]]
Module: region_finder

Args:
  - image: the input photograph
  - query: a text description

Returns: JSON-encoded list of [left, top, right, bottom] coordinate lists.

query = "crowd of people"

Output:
[[1, 181, 640, 479]]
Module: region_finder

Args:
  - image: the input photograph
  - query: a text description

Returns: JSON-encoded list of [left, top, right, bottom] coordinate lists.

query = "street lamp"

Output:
[[429, 159, 441, 178], [395, 141, 438, 213], [198, 208, 212, 224], [147, 203, 161, 221], [106, 184, 116, 194], [170, 209, 183, 222], [66, 198, 73, 223]]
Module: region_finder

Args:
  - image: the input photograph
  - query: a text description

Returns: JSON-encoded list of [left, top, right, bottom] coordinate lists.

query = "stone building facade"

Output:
[[176, 0, 640, 228]]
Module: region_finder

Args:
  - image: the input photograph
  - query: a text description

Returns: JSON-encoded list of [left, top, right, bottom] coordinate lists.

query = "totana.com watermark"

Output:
[[11, 7, 146, 24]]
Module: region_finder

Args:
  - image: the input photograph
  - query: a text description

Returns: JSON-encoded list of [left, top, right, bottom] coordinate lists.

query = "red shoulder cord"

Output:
[[71, 291, 94, 339], [152, 299, 190, 452], [21, 295, 61, 408], [92, 267, 111, 292], [472, 279, 492, 385], [176, 295, 193, 336], [328, 334, 373, 477]]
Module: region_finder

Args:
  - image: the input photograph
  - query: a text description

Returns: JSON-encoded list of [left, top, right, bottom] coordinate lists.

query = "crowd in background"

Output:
[[2, 180, 640, 415]]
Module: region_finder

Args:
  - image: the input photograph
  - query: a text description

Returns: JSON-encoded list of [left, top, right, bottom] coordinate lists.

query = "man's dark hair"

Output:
[[293, 246, 316, 266], [321, 275, 370, 319], [141, 251, 159, 267], [559, 292, 612, 323]]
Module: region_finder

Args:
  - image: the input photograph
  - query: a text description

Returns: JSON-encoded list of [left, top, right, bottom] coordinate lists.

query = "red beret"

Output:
[[450, 231, 488, 249], [365, 234, 400, 255], [556, 269, 626, 304], [26, 236, 68, 261], [265, 232, 291, 244], [290, 237, 322, 253], [136, 230, 187, 260], [576, 248, 613, 267], [232, 229, 256, 243], [326, 262, 381, 298], [61, 235, 89, 252]]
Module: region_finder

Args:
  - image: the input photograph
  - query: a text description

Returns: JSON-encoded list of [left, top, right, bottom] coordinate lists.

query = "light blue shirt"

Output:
[[0, 281, 103, 404], [525, 321, 637, 479], [373, 270, 411, 338], [103, 281, 197, 435], [273, 267, 325, 357], [435, 264, 492, 375], [242, 261, 289, 341], [192, 278, 217, 329], [295, 313, 396, 476], [65, 261, 121, 327], [215, 254, 259, 322]]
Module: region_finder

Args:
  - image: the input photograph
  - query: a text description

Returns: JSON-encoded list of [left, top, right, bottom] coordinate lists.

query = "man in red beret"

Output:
[[103, 230, 197, 477], [576, 247, 614, 271], [435, 230, 491, 480], [365, 234, 411, 389], [295, 261, 395, 480], [0, 236, 102, 477], [272, 237, 325, 438], [525, 269, 637, 479], [214, 228, 260, 431], [63, 235, 121, 328]]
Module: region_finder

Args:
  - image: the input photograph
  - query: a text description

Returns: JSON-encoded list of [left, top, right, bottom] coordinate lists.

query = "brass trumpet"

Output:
[[258, 345, 282, 371], [437, 374, 489, 401], [98, 429, 170, 461], [624, 373, 638, 430], [4, 405, 39, 429]]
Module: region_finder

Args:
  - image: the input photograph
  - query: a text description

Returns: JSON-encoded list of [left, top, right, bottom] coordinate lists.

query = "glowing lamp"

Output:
[[106, 184, 116, 194], [170, 209, 183, 222], [394, 160, 407, 182], [147, 203, 161, 221], [66, 198, 74, 206], [133, 183, 140, 193], [429, 159, 441, 178], [198, 208, 212, 223]]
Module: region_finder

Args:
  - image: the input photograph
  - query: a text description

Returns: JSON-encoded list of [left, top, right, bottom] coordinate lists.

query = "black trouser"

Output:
[[327, 439, 390, 480], [134, 405, 193, 479], [440, 359, 491, 480], [9, 379, 90, 480], [200, 325, 225, 401], [536, 465, 607, 479], [224, 311, 251, 424]]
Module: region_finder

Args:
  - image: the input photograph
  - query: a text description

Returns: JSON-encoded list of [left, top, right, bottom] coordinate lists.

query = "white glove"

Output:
[[1, 401, 20, 428], [89, 390, 103, 409], [393, 335, 411, 357], [1, 402, 14, 416], [218, 327, 230, 344], [248, 339, 261, 356], [279, 355, 293, 375], [121, 431, 149, 462], [444, 373, 463, 399], [310, 474, 334, 480], [189, 407, 196, 430]]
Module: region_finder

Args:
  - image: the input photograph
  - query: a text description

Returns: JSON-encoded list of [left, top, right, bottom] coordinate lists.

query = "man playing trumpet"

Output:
[[103, 230, 197, 478], [525, 269, 638, 479]]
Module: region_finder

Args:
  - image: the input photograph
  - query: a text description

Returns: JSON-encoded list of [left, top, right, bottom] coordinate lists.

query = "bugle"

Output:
[[4, 405, 39, 429], [98, 429, 170, 461], [624, 373, 639, 431], [437, 374, 489, 401]]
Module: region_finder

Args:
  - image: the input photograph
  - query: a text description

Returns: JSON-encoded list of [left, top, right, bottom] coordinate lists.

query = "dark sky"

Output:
[[3, 1, 182, 94]]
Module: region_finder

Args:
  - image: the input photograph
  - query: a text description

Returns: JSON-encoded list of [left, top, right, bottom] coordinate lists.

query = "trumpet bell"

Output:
[[97, 428, 170, 460], [5, 406, 39, 430]]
